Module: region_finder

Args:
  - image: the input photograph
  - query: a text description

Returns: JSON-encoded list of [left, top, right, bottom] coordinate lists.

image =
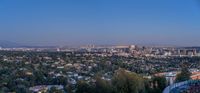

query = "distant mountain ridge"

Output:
[[0, 40, 58, 48], [0, 40, 200, 49], [0, 40, 24, 48]]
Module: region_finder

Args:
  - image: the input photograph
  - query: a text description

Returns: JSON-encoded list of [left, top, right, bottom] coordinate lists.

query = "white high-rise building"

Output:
[[129, 45, 136, 50]]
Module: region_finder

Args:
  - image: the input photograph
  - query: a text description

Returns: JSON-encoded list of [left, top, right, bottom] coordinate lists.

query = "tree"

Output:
[[0, 87, 9, 93], [175, 67, 191, 83], [112, 69, 145, 93], [14, 85, 30, 93], [151, 76, 167, 93], [94, 76, 113, 93], [76, 81, 94, 93], [65, 84, 74, 93]]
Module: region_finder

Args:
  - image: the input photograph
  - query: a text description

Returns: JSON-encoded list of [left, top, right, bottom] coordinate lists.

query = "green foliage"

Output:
[[65, 84, 74, 93], [112, 69, 145, 93], [76, 69, 149, 93], [151, 76, 167, 93], [175, 67, 191, 83], [94, 76, 113, 93], [76, 81, 94, 93], [154, 76, 166, 90], [75, 69, 168, 93]]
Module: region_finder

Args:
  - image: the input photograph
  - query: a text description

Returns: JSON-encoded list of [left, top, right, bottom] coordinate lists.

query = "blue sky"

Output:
[[0, 0, 200, 46]]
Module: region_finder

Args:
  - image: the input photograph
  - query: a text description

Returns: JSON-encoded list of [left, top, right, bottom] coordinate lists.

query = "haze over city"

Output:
[[0, 0, 200, 46]]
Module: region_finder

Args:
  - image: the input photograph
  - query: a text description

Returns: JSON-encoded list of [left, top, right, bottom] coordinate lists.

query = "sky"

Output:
[[0, 0, 200, 46]]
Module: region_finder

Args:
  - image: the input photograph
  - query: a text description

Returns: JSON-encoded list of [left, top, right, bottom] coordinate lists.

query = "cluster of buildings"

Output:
[[29, 85, 64, 93], [155, 69, 200, 86], [1, 45, 200, 57]]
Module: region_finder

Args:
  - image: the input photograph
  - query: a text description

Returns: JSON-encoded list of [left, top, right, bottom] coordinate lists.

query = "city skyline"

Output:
[[0, 0, 200, 46]]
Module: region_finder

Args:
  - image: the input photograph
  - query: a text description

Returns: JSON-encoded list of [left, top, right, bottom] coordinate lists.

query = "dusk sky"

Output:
[[0, 0, 200, 46]]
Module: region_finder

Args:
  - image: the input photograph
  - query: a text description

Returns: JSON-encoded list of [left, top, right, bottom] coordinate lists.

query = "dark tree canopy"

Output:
[[175, 67, 191, 83], [112, 69, 145, 93]]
